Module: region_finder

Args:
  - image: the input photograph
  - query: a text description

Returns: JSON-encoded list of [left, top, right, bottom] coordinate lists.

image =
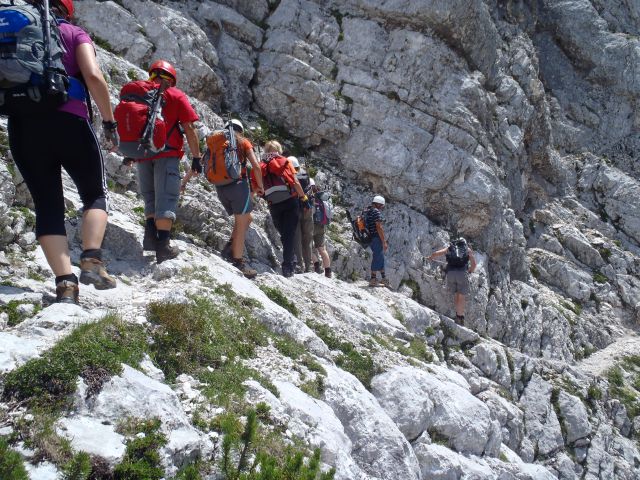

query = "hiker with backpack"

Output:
[[310, 179, 332, 278], [365, 196, 389, 287], [254, 141, 310, 278], [289, 156, 314, 273], [428, 237, 477, 324], [3, 0, 119, 304], [117, 60, 201, 264], [202, 119, 264, 279]]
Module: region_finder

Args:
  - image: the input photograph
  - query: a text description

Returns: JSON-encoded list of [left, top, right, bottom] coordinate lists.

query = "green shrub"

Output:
[[2, 315, 146, 406], [219, 408, 335, 480], [593, 271, 608, 284], [148, 296, 278, 407], [0, 437, 28, 480], [61, 451, 92, 480], [113, 419, 166, 480], [259, 285, 299, 316], [607, 367, 624, 387]]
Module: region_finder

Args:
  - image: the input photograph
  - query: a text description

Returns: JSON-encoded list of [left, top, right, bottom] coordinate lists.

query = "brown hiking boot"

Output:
[[233, 258, 257, 279], [379, 278, 390, 288], [142, 223, 157, 251], [369, 277, 379, 287], [156, 239, 180, 264], [80, 257, 117, 290], [56, 280, 79, 304]]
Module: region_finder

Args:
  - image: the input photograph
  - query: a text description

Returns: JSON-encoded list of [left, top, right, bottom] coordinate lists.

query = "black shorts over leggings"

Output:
[[8, 111, 108, 238]]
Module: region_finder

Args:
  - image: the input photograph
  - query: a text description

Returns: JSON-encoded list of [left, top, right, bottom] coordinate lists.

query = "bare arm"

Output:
[[247, 149, 263, 194], [182, 122, 201, 161], [468, 249, 477, 273], [428, 247, 448, 260], [75, 43, 114, 121], [376, 222, 386, 243]]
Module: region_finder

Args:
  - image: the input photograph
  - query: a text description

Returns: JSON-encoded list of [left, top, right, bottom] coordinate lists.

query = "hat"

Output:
[[372, 195, 386, 206], [225, 119, 244, 133], [288, 156, 300, 169]]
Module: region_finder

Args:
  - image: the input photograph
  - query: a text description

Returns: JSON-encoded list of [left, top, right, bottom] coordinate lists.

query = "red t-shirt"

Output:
[[150, 85, 199, 160]]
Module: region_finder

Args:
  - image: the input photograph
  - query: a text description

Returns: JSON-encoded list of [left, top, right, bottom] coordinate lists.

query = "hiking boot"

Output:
[[142, 223, 157, 251], [56, 280, 79, 304], [80, 257, 117, 290], [232, 258, 257, 279], [324, 267, 332, 278], [455, 315, 465, 325], [282, 263, 294, 278], [369, 277, 379, 287], [220, 241, 233, 262], [156, 239, 180, 264], [294, 265, 303, 274], [314, 261, 322, 274], [379, 278, 390, 288]]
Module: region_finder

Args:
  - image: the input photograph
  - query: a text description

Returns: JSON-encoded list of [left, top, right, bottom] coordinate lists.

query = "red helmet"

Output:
[[58, 0, 74, 19], [148, 60, 177, 86]]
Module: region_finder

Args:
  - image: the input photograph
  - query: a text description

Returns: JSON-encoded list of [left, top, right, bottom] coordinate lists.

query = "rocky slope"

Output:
[[0, 0, 639, 479]]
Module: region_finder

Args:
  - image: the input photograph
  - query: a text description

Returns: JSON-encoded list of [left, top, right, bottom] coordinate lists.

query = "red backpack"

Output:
[[114, 80, 174, 159], [261, 155, 293, 204]]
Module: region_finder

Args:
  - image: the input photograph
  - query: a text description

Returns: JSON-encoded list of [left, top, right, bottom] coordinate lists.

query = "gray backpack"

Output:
[[0, 1, 71, 115]]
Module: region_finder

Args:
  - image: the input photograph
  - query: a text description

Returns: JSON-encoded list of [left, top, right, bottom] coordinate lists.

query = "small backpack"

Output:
[[114, 80, 176, 159], [203, 127, 244, 186], [445, 240, 469, 268], [0, 1, 71, 115], [261, 155, 293, 204], [347, 210, 372, 247], [313, 191, 333, 225]]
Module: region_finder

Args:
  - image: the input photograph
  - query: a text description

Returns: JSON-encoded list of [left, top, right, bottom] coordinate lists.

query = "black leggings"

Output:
[[269, 197, 300, 267], [8, 111, 108, 238]]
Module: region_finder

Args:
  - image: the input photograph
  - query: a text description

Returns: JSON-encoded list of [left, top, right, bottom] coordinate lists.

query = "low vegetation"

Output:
[[259, 285, 299, 316], [308, 321, 380, 389]]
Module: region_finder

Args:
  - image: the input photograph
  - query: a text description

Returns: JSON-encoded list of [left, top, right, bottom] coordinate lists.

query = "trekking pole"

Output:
[[41, 0, 64, 99], [140, 82, 168, 149]]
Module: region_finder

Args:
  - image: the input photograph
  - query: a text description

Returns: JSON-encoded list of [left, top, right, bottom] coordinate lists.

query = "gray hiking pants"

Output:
[[294, 207, 314, 270], [136, 156, 181, 221]]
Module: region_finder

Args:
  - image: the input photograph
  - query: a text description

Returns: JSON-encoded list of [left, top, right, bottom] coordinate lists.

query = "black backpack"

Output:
[[346, 210, 372, 247], [0, 0, 72, 116], [445, 240, 469, 268]]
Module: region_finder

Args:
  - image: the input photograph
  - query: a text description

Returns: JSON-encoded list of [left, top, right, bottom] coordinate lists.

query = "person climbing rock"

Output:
[[366, 196, 389, 287], [428, 237, 477, 324], [132, 60, 201, 264], [5, 0, 119, 304], [289, 156, 314, 273], [213, 119, 264, 279], [255, 141, 309, 278], [310, 179, 332, 278]]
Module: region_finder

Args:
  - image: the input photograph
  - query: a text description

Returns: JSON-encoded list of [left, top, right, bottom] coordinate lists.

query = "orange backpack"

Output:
[[203, 129, 244, 186]]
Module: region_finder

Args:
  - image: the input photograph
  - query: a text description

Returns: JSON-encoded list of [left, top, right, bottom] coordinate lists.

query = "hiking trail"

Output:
[[577, 328, 640, 377]]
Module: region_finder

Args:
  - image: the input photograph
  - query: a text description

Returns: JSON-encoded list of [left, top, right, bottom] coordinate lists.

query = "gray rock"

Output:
[[557, 391, 591, 444], [519, 374, 564, 457]]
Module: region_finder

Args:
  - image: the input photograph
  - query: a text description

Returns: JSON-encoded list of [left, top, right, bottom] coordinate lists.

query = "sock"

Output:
[[55, 273, 78, 285], [81, 249, 102, 261], [145, 217, 156, 230], [381, 271, 386, 278], [157, 230, 170, 241], [371, 273, 377, 279]]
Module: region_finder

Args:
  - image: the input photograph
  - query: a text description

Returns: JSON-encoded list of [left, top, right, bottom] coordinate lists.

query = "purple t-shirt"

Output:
[[57, 21, 93, 119]]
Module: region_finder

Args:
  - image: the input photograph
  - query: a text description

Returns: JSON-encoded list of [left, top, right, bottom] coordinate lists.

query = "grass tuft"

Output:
[[260, 285, 299, 316], [2, 315, 146, 407]]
